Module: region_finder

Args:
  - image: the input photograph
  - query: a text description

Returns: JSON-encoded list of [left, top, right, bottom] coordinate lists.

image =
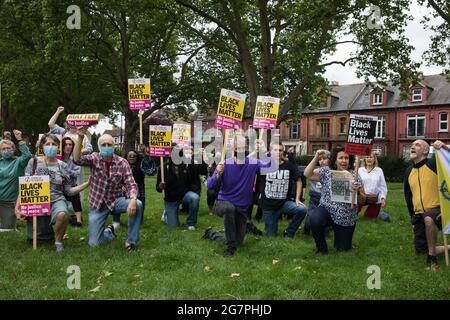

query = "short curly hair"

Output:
[[329, 146, 355, 171]]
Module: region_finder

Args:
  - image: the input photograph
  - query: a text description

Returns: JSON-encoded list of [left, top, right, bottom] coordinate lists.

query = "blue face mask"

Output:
[[100, 146, 114, 157], [1, 150, 14, 159], [43, 145, 58, 158]]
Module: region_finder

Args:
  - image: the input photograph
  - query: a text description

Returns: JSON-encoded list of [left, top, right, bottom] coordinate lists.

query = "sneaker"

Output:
[[125, 242, 136, 252], [55, 243, 64, 252], [202, 227, 212, 240], [223, 247, 236, 258], [106, 224, 116, 239], [75, 221, 83, 228], [112, 222, 120, 231], [161, 211, 166, 222], [187, 226, 196, 231], [426, 255, 438, 269], [246, 222, 263, 236], [283, 230, 294, 239]]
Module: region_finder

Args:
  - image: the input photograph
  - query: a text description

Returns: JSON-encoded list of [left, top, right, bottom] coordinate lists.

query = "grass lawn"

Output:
[[0, 178, 449, 300]]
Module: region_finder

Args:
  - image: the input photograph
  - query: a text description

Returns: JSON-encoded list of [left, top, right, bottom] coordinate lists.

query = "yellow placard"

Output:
[[215, 89, 246, 129]]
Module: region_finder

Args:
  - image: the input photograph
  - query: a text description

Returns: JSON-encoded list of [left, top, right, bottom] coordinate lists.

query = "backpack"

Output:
[[26, 157, 55, 242]]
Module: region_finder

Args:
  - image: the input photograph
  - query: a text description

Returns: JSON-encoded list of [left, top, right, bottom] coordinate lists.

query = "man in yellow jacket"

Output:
[[404, 139, 449, 268]]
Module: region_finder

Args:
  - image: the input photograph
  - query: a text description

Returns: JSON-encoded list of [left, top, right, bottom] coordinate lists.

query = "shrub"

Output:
[[377, 155, 410, 182]]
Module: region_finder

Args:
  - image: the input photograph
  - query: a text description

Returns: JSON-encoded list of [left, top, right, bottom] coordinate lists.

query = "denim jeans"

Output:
[[88, 197, 143, 247], [263, 201, 307, 237], [309, 205, 355, 252], [163, 191, 200, 227]]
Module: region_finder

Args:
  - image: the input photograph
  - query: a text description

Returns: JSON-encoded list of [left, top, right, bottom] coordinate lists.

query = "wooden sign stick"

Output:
[[33, 215, 37, 250], [160, 157, 165, 198], [444, 233, 449, 267], [139, 110, 143, 145], [351, 156, 360, 209]]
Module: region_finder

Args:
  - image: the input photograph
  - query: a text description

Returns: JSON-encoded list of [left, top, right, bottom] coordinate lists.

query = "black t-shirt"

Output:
[[260, 160, 300, 210]]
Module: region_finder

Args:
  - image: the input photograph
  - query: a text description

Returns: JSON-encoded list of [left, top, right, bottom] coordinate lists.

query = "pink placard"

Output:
[[215, 115, 242, 130], [150, 147, 172, 157], [22, 203, 51, 217], [253, 118, 277, 129]]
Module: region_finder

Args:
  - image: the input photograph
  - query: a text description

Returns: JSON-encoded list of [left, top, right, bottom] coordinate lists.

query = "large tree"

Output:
[[176, 0, 420, 122]]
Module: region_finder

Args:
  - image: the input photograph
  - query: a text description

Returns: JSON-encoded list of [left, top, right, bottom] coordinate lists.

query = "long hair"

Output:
[[62, 137, 75, 157], [362, 153, 379, 168], [329, 146, 355, 171]]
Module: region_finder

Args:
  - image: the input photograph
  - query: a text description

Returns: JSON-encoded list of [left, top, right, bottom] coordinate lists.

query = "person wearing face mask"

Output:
[[157, 144, 206, 231], [73, 131, 143, 252], [112, 144, 155, 227], [22, 134, 89, 252], [61, 137, 83, 227], [404, 139, 450, 268], [304, 146, 364, 255], [0, 130, 32, 232]]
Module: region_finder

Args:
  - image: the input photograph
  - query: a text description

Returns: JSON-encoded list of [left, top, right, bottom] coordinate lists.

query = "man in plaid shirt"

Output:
[[73, 131, 142, 251]]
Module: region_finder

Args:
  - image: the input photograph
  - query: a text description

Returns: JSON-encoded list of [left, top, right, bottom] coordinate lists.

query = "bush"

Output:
[[295, 155, 315, 166], [377, 155, 410, 182]]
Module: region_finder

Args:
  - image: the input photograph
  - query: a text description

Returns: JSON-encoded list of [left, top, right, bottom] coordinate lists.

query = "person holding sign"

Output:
[[48, 106, 92, 154], [73, 131, 142, 252], [260, 143, 307, 238], [23, 133, 90, 252], [0, 130, 32, 231], [304, 147, 363, 255], [207, 138, 272, 258], [404, 139, 450, 268]]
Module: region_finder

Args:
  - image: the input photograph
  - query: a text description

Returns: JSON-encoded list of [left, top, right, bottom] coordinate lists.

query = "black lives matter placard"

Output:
[[345, 114, 378, 156]]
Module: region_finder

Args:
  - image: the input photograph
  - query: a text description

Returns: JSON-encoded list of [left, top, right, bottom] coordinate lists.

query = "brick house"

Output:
[[282, 74, 450, 158]]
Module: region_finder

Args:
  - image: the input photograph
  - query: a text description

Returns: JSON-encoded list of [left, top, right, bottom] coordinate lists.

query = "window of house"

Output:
[[316, 119, 330, 137], [439, 112, 448, 132], [373, 93, 383, 105], [411, 88, 423, 102], [289, 121, 300, 139], [407, 115, 425, 137], [403, 144, 411, 160], [372, 145, 382, 155], [339, 117, 347, 134], [375, 116, 385, 138]]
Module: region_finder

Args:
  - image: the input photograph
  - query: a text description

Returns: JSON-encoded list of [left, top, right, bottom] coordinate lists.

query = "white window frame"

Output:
[[289, 121, 300, 139], [439, 112, 448, 132], [373, 93, 383, 105], [372, 145, 382, 155], [407, 115, 426, 137], [375, 116, 385, 138], [411, 88, 423, 102]]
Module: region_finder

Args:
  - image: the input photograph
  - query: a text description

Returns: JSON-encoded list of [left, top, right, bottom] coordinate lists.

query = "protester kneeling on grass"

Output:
[[260, 142, 307, 238], [21, 133, 89, 252], [404, 139, 450, 269], [207, 137, 273, 258], [357, 152, 388, 220], [304, 147, 364, 255], [156, 144, 206, 231], [73, 130, 142, 252], [0, 130, 32, 232]]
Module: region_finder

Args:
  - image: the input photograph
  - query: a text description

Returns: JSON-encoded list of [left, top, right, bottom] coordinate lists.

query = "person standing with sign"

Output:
[[73, 131, 143, 251], [0, 130, 32, 231], [23, 133, 89, 252], [304, 147, 364, 255]]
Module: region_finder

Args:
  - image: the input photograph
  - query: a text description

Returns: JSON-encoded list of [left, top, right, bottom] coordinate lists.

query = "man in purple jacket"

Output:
[[208, 137, 273, 257]]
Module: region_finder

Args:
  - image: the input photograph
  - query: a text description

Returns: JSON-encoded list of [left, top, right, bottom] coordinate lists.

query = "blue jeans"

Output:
[[263, 201, 307, 237], [309, 206, 355, 252], [163, 191, 200, 227], [88, 197, 143, 247]]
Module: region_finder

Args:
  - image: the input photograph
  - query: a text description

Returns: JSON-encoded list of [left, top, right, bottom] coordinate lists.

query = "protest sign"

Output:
[[215, 89, 246, 130], [37, 134, 62, 160], [65, 114, 102, 127], [149, 125, 172, 157], [330, 170, 356, 204], [253, 96, 279, 129], [128, 78, 151, 110], [345, 114, 378, 156], [172, 124, 191, 148], [18, 175, 51, 217]]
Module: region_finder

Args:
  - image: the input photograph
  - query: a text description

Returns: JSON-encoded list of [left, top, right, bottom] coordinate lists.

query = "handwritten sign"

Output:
[[19, 175, 51, 217]]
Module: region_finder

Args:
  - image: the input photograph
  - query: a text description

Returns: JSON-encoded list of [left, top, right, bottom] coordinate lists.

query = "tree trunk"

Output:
[[123, 108, 138, 154]]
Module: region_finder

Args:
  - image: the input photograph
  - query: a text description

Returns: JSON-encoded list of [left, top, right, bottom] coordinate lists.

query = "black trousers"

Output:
[[217, 200, 248, 250]]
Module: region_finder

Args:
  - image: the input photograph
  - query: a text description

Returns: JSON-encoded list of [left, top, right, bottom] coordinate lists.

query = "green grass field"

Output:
[[1, 178, 449, 300]]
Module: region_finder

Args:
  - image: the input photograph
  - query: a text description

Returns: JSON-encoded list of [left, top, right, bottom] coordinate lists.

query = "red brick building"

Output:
[[281, 74, 450, 158]]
